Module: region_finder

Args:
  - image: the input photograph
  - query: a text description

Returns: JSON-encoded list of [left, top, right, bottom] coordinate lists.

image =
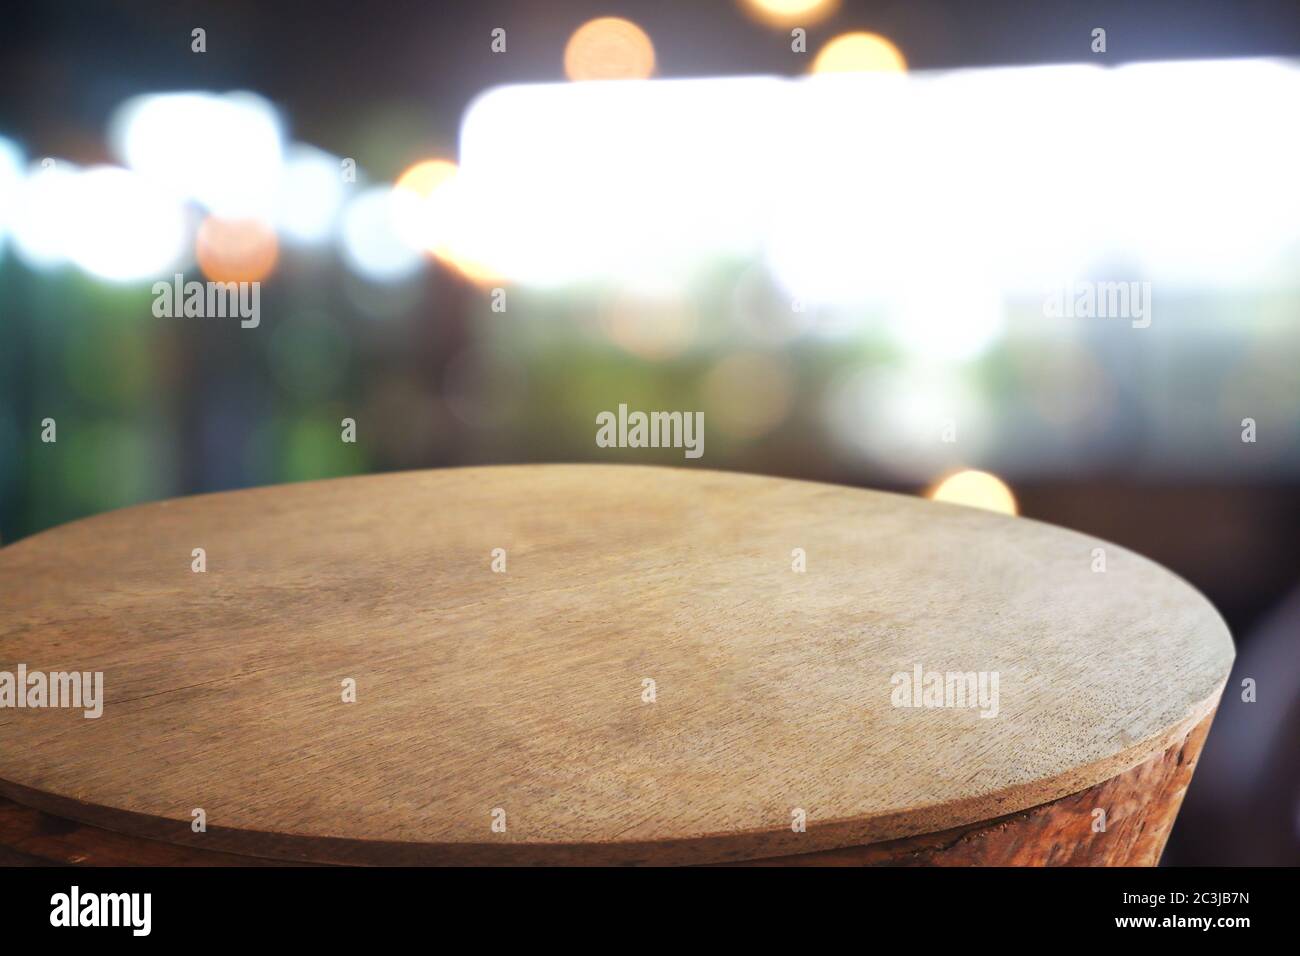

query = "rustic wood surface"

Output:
[[0, 465, 1234, 865], [0, 711, 1213, 867], [0, 794, 303, 866], [734, 709, 1216, 866]]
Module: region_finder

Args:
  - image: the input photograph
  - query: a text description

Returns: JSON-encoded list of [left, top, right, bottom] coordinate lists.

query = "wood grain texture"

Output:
[[0, 794, 302, 866], [0, 465, 1234, 865], [0, 710, 1212, 866], [734, 709, 1216, 866]]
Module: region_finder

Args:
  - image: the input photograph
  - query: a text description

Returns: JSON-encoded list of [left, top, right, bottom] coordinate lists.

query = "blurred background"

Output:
[[1, 0, 1297, 864]]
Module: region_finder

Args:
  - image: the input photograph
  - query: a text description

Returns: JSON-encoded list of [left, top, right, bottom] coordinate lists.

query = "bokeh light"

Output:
[[0, 13, 1295, 872], [739, 0, 838, 27], [728, 263, 817, 345], [390, 157, 496, 282], [701, 352, 794, 440], [110, 92, 285, 217], [884, 271, 1007, 362], [392, 157, 459, 249], [599, 288, 698, 360], [195, 216, 279, 283], [564, 17, 656, 81], [339, 186, 425, 283], [10, 160, 80, 270], [275, 144, 347, 245], [927, 469, 1018, 515], [823, 366, 990, 478], [811, 32, 907, 73], [456, 77, 781, 285], [66, 167, 189, 282]]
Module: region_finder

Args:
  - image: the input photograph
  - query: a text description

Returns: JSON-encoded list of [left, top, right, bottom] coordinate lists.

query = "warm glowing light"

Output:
[[391, 158, 458, 249], [564, 17, 655, 81], [927, 469, 1018, 516], [195, 217, 279, 283], [391, 158, 499, 284], [394, 159, 458, 205], [436, 246, 501, 285], [811, 32, 906, 73], [740, 0, 837, 27]]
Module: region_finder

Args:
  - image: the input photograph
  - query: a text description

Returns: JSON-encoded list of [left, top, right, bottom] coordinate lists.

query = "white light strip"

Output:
[[456, 60, 1300, 296]]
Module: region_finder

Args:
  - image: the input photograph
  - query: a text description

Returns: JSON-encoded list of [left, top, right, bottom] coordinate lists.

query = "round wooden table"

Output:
[[0, 465, 1233, 865]]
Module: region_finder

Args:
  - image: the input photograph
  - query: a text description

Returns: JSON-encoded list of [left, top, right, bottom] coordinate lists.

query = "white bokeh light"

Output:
[[110, 91, 285, 217], [338, 186, 424, 283], [65, 166, 190, 282], [883, 266, 1007, 362], [823, 364, 989, 478], [10, 160, 81, 270], [275, 144, 347, 245], [453, 59, 1300, 299], [458, 77, 786, 286]]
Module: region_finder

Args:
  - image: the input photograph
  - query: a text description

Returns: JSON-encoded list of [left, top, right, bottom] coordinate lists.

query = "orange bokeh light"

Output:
[[811, 32, 907, 73], [739, 0, 838, 28], [195, 217, 279, 283], [564, 17, 655, 81], [392, 157, 499, 286], [926, 469, 1018, 516], [394, 159, 458, 200]]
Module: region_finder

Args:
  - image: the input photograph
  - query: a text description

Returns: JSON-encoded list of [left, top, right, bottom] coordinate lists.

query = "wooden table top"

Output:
[[0, 465, 1234, 864]]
